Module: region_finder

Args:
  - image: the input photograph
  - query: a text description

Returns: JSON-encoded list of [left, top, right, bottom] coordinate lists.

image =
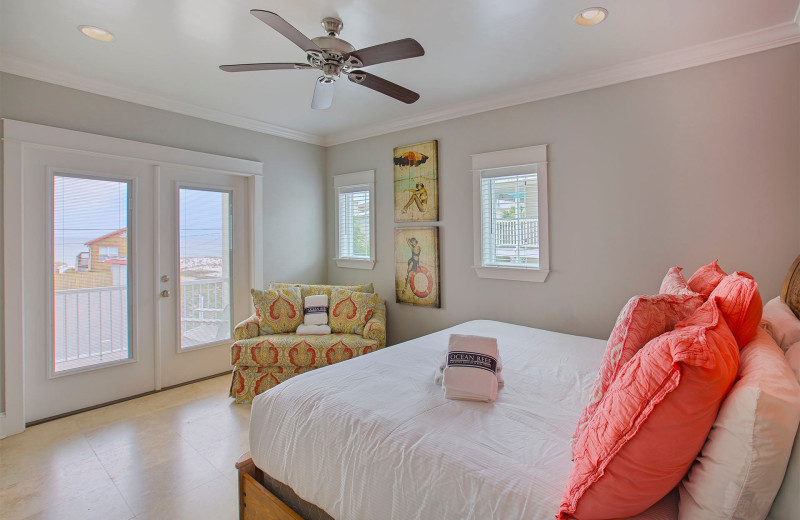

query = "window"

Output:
[[179, 188, 233, 349], [97, 246, 120, 261], [334, 170, 375, 269], [51, 174, 132, 374], [470, 145, 549, 282]]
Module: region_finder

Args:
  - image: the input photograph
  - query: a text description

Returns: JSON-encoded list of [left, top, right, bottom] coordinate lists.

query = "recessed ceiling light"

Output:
[[78, 25, 114, 42], [576, 7, 608, 26]]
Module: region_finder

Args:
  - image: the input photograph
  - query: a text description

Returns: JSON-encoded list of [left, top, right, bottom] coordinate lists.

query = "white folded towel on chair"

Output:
[[296, 324, 331, 335], [304, 295, 328, 326], [442, 334, 500, 402]]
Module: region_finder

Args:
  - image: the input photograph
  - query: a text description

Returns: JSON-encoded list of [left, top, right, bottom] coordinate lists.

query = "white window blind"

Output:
[[480, 171, 540, 268], [338, 185, 370, 259], [52, 174, 132, 374]]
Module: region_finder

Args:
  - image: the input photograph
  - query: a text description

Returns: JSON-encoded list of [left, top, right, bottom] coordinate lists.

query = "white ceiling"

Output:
[[2, 0, 799, 146]]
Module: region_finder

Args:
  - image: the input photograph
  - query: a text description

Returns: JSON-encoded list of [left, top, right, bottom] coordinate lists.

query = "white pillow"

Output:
[[761, 296, 800, 352], [767, 341, 800, 520], [679, 328, 800, 520]]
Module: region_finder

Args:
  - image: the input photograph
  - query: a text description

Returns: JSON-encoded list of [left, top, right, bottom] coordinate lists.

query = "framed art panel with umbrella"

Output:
[[393, 140, 438, 223]]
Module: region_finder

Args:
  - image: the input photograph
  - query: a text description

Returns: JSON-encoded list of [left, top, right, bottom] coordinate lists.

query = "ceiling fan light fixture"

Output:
[[575, 7, 607, 26], [78, 25, 115, 42]]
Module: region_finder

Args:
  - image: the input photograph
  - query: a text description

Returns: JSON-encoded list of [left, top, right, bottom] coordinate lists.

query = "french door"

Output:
[[156, 166, 250, 388], [18, 145, 252, 423]]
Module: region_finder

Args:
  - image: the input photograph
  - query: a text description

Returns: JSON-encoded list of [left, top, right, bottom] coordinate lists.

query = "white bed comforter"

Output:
[[249, 320, 678, 520]]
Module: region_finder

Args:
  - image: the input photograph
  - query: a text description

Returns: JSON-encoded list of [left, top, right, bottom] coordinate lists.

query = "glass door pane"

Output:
[[52, 175, 131, 373], [179, 188, 232, 348]]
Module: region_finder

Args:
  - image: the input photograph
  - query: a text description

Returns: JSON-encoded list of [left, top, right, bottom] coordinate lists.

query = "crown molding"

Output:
[[0, 56, 325, 146], [322, 19, 800, 146], [3, 14, 799, 149]]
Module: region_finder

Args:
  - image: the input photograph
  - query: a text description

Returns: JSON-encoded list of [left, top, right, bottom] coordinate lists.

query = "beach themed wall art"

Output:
[[393, 140, 438, 222], [394, 227, 440, 308]]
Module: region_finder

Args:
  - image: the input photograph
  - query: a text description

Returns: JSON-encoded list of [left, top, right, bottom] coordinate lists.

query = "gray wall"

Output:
[[326, 44, 800, 345], [0, 72, 328, 413]]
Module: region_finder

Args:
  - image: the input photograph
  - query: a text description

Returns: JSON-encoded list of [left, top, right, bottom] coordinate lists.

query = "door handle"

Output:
[[160, 290, 170, 298]]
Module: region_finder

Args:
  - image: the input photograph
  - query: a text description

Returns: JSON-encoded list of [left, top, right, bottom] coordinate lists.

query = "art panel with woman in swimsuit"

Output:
[[394, 226, 440, 308]]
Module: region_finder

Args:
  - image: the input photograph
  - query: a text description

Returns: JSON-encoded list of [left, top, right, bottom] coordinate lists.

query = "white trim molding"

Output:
[[0, 57, 324, 146], [324, 20, 800, 146], [1, 119, 263, 176], [1, 137, 26, 438], [2, 17, 798, 148], [1, 119, 264, 437], [470, 144, 550, 283], [333, 170, 376, 270]]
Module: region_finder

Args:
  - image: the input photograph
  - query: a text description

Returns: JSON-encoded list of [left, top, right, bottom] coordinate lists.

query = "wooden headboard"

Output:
[[781, 254, 800, 319]]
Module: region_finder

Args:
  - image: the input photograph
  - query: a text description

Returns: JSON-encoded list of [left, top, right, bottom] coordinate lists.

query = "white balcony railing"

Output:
[[494, 218, 539, 247], [54, 285, 129, 372], [53, 277, 231, 371], [180, 277, 231, 347]]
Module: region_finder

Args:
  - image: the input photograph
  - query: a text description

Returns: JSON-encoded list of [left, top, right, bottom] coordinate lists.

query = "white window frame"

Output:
[[470, 144, 549, 282], [47, 170, 137, 379], [333, 170, 375, 270]]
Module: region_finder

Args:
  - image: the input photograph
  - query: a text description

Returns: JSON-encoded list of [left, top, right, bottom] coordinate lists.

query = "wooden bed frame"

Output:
[[236, 452, 304, 520], [236, 254, 800, 520]]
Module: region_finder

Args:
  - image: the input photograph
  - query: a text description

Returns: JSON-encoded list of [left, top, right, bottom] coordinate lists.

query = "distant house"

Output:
[[54, 228, 128, 290]]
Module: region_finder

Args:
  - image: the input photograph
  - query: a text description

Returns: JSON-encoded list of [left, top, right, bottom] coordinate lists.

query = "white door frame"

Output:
[[1, 119, 263, 438]]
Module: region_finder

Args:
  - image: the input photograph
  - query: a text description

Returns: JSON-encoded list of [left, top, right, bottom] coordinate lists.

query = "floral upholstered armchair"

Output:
[[229, 282, 386, 403]]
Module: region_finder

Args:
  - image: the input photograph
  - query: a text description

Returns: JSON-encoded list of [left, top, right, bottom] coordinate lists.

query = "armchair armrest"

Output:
[[234, 313, 260, 341], [363, 300, 386, 348]]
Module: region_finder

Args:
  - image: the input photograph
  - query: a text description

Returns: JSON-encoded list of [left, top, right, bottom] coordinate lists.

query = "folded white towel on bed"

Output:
[[296, 324, 332, 335], [435, 354, 504, 386], [304, 295, 328, 326], [442, 334, 500, 402]]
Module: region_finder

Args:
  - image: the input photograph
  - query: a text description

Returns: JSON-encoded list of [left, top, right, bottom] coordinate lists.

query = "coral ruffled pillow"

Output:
[[709, 272, 762, 347], [659, 267, 701, 297], [687, 260, 727, 298], [559, 298, 740, 520], [572, 293, 703, 446], [679, 328, 800, 520], [329, 288, 379, 335], [251, 286, 304, 334]]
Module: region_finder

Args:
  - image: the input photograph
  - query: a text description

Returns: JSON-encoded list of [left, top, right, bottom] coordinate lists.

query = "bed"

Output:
[[236, 258, 800, 520]]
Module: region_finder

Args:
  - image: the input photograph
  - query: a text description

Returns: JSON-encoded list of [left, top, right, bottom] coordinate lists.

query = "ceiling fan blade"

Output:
[[348, 71, 420, 104], [220, 63, 312, 72], [250, 10, 323, 54], [345, 38, 424, 68], [311, 77, 336, 110]]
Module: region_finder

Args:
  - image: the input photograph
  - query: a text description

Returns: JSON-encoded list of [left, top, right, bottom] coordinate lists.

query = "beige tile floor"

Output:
[[0, 375, 250, 520]]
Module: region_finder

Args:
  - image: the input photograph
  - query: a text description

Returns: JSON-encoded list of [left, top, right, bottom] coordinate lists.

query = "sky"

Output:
[[53, 175, 229, 267]]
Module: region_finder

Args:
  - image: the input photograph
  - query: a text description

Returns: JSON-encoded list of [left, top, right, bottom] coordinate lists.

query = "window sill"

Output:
[[335, 258, 376, 270], [473, 266, 549, 282]]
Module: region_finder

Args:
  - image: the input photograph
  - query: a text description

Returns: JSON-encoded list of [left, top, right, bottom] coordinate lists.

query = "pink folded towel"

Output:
[[442, 334, 500, 402]]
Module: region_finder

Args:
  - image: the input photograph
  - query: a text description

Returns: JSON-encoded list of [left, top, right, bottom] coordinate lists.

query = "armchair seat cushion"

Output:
[[231, 333, 380, 369]]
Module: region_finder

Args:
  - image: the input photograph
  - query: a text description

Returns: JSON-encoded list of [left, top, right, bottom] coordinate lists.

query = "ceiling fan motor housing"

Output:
[[309, 30, 358, 80]]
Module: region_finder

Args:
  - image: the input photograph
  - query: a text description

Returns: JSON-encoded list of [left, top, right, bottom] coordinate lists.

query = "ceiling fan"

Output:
[[220, 10, 425, 110]]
